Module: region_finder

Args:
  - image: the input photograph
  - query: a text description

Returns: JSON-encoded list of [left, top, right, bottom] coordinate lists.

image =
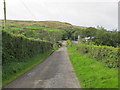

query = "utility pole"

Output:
[[3, 0, 6, 28]]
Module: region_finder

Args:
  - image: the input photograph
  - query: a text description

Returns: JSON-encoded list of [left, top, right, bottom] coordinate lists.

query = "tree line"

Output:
[[63, 26, 119, 47]]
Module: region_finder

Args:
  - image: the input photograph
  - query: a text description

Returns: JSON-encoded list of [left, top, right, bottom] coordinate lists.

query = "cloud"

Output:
[[0, 0, 118, 30]]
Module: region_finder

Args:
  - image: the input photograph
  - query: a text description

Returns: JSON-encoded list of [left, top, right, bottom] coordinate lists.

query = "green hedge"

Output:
[[2, 31, 53, 65], [69, 42, 119, 68]]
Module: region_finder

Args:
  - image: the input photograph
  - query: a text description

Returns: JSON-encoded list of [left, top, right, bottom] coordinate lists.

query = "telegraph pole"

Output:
[[3, 0, 6, 28]]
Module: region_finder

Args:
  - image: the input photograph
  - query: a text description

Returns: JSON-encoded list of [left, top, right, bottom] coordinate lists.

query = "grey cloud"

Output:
[[0, 0, 118, 30]]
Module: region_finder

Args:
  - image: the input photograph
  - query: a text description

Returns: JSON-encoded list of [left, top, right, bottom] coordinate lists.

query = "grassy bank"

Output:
[[67, 46, 118, 88], [2, 50, 53, 86]]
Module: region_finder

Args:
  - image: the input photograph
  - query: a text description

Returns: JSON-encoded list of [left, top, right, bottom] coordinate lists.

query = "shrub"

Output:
[[2, 31, 53, 65], [72, 43, 118, 68]]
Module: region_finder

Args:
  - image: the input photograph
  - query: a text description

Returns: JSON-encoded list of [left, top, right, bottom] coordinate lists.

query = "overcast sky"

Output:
[[0, 0, 119, 30]]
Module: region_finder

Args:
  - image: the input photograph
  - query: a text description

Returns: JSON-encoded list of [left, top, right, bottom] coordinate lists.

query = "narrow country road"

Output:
[[4, 42, 80, 88]]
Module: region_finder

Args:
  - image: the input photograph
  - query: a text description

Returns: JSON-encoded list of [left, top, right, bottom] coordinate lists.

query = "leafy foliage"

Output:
[[2, 30, 53, 65], [69, 42, 119, 68], [5, 23, 66, 42], [68, 27, 119, 47]]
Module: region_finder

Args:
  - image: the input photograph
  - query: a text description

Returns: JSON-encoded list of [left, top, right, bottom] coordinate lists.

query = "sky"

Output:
[[0, 0, 119, 30]]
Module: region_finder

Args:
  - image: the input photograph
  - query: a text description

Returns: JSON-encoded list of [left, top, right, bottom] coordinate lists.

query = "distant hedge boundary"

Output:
[[77, 44, 119, 68], [67, 41, 119, 68], [2, 31, 53, 65]]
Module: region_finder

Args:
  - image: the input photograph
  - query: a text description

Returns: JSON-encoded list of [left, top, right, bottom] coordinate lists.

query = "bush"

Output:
[[72, 43, 119, 68], [2, 31, 53, 65]]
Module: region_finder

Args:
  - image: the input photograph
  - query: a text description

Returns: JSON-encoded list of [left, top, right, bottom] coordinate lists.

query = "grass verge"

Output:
[[2, 50, 54, 87], [67, 46, 118, 88]]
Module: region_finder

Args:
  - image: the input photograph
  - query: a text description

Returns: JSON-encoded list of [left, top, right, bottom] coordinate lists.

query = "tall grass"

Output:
[[67, 46, 118, 88]]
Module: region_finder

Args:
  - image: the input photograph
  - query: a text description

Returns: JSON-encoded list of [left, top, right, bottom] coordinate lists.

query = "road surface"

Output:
[[4, 42, 80, 88]]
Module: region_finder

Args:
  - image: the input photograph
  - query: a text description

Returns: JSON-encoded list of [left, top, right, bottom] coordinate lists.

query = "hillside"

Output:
[[1, 20, 86, 29], [1, 20, 119, 46], [0, 20, 88, 42]]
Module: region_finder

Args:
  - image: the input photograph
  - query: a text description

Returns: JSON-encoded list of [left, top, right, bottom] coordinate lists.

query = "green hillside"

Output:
[[4, 20, 86, 29]]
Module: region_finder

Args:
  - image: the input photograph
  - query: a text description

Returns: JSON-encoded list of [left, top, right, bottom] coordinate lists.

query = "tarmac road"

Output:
[[4, 42, 81, 88]]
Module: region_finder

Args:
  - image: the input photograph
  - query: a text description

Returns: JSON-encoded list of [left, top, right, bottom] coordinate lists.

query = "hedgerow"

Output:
[[77, 44, 119, 68], [2, 30, 53, 65], [67, 46, 118, 88], [68, 42, 119, 68]]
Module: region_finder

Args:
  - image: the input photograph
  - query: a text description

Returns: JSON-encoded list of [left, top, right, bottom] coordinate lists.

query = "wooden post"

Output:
[[4, 0, 6, 28]]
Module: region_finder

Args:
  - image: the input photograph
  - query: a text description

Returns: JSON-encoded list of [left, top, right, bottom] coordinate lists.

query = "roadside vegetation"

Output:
[[74, 42, 119, 68], [67, 41, 118, 88], [2, 20, 63, 86], [2, 30, 54, 86], [65, 24, 119, 88], [3, 50, 53, 86]]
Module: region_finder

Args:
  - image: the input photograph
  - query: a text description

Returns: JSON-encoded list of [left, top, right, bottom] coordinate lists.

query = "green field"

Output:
[[2, 21, 66, 42]]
